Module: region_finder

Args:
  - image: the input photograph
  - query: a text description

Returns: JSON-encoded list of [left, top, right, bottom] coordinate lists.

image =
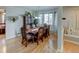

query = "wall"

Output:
[[63, 7, 79, 36], [0, 15, 2, 22], [5, 7, 31, 39]]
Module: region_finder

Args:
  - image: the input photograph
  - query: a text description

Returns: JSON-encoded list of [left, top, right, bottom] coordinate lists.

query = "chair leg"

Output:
[[37, 40, 39, 45], [21, 40, 23, 44], [45, 34, 47, 38], [32, 37, 34, 43], [41, 37, 43, 42], [37, 37, 39, 45], [21, 39, 25, 45], [25, 40, 28, 47]]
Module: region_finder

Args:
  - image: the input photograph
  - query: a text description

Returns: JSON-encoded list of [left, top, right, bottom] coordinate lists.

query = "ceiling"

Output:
[[0, 6, 58, 11], [18, 6, 58, 11]]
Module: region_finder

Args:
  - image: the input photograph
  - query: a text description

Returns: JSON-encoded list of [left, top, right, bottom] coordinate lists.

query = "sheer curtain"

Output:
[[43, 13, 54, 32], [38, 12, 58, 32], [38, 14, 43, 26], [44, 14, 49, 24]]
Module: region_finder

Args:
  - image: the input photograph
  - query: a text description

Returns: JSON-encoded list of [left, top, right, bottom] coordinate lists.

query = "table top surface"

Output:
[[26, 28, 39, 33]]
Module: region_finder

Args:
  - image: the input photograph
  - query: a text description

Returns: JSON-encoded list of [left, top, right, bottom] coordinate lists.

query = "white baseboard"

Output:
[[56, 48, 64, 53], [64, 39, 79, 45], [64, 34, 79, 38], [6, 35, 21, 40]]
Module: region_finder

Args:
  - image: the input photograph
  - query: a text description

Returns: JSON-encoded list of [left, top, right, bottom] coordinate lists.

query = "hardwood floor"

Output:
[[0, 39, 6, 53], [1, 34, 78, 53], [64, 36, 79, 53], [0, 34, 5, 40], [64, 41, 79, 53], [0, 34, 6, 53], [6, 35, 56, 53]]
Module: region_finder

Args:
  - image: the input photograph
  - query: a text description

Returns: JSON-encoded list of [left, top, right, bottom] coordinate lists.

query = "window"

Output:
[[49, 14, 53, 25], [44, 14, 49, 24], [38, 14, 43, 25], [38, 13, 55, 26], [44, 13, 53, 25], [38, 12, 58, 32]]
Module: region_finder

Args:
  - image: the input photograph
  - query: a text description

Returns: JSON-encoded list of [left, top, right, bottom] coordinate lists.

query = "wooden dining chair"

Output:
[[47, 25, 50, 36], [21, 27, 28, 47], [21, 27, 35, 47], [37, 27, 44, 44], [43, 25, 50, 38]]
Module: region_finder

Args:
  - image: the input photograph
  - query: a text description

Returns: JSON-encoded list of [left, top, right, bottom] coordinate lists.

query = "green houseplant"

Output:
[[9, 16, 18, 22], [25, 11, 31, 16]]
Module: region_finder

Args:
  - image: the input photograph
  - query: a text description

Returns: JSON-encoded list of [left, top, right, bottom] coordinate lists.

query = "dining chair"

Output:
[[47, 25, 50, 36], [37, 27, 44, 44], [21, 27, 35, 47], [21, 27, 27, 46]]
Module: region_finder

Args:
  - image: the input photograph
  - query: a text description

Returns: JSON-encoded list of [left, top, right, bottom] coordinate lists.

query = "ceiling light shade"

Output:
[[62, 17, 66, 20], [0, 9, 6, 15]]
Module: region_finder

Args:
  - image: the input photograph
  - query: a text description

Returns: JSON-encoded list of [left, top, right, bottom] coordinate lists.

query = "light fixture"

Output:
[[0, 9, 6, 15], [62, 17, 66, 20]]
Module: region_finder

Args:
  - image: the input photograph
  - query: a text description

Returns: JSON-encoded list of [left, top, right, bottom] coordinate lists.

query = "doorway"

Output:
[[0, 9, 6, 40]]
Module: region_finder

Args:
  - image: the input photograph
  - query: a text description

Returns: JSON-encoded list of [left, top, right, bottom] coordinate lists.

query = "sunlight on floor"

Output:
[[0, 39, 6, 53]]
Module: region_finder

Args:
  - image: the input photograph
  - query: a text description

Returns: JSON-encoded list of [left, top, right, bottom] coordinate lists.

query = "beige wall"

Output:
[[0, 15, 2, 23], [63, 7, 79, 35]]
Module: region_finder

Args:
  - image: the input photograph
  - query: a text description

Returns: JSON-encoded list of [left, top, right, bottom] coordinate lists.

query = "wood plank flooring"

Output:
[[0, 34, 6, 53], [64, 36, 79, 53], [0, 39, 6, 53], [0, 34, 79, 53], [0, 34, 5, 40], [6, 35, 56, 53], [64, 41, 79, 53]]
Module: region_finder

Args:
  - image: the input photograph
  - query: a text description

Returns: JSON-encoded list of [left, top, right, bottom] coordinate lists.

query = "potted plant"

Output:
[[33, 17, 38, 27], [9, 16, 18, 22], [25, 11, 31, 16]]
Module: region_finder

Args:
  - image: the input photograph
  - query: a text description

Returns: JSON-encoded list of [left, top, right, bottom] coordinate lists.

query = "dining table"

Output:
[[25, 28, 39, 39], [26, 28, 38, 33]]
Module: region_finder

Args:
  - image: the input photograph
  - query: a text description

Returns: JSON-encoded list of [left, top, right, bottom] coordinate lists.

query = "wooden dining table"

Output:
[[23, 27, 46, 45], [26, 28, 39, 34], [25, 28, 39, 43]]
